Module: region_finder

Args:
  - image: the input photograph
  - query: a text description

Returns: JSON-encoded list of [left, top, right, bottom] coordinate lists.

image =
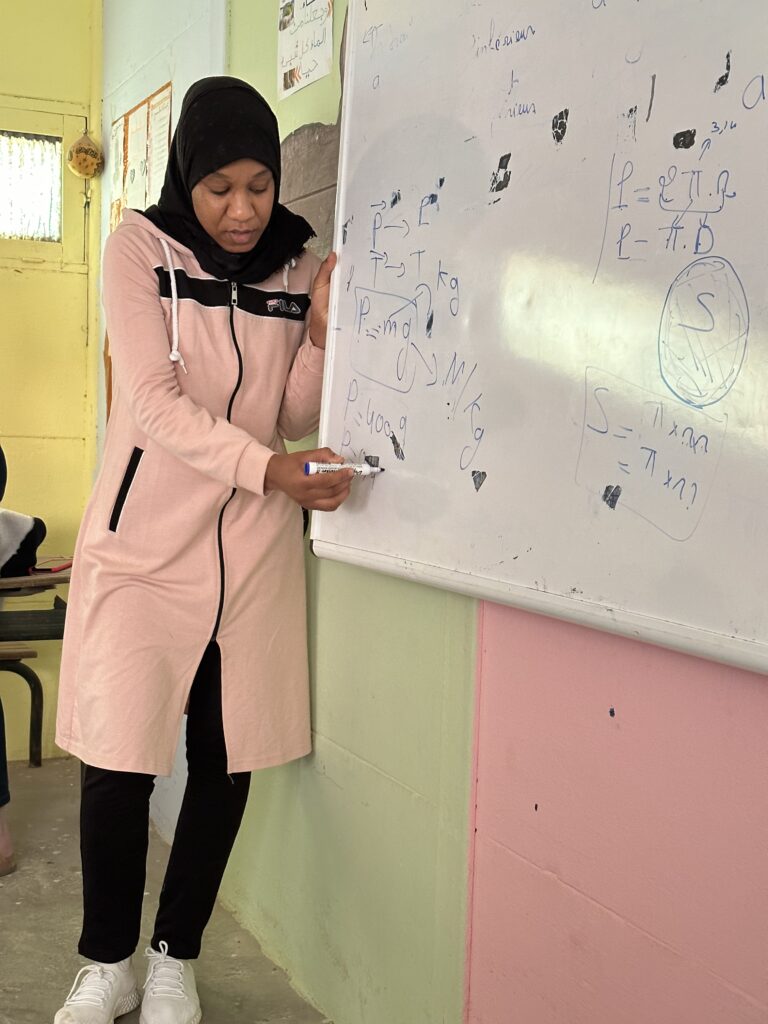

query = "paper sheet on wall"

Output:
[[109, 116, 126, 233], [146, 86, 172, 206], [278, 0, 333, 97], [125, 107, 148, 209]]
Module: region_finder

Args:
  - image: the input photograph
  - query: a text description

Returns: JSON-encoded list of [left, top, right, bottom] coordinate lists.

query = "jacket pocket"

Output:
[[109, 447, 144, 532]]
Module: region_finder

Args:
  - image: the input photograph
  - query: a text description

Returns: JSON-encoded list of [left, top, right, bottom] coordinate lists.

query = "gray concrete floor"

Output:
[[0, 758, 330, 1024]]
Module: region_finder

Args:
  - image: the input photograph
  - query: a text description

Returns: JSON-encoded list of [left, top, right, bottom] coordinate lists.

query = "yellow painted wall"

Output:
[[0, 0, 102, 762]]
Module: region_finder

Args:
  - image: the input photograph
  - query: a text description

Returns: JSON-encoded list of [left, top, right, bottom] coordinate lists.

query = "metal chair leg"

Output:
[[1, 662, 43, 767]]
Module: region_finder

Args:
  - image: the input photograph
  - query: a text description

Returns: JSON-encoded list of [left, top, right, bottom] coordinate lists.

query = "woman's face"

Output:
[[191, 158, 276, 252]]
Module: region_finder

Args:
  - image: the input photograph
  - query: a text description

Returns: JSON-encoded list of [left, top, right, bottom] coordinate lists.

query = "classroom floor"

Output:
[[0, 758, 330, 1024]]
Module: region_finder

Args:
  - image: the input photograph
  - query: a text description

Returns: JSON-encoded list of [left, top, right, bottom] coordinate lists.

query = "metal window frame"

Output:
[[0, 101, 88, 273]]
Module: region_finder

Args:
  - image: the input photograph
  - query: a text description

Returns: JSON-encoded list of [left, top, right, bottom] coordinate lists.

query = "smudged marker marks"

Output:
[[673, 128, 697, 149], [342, 216, 354, 243], [714, 51, 731, 92], [609, 707, 616, 718], [390, 433, 405, 460], [552, 108, 569, 144], [472, 470, 487, 492], [602, 484, 622, 509], [438, 177, 445, 188], [390, 190, 402, 208], [625, 105, 638, 142], [646, 73, 657, 122], [490, 153, 512, 193], [426, 310, 434, 337], [364, 455, 380, 468]]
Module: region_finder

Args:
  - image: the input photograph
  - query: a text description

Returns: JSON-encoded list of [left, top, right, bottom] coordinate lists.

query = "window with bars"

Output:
[[0, 106, 85, 268], [0, 130, 62, 242]]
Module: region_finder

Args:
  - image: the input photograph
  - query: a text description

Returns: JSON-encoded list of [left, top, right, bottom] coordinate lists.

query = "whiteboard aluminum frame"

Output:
[[312, 538, 767, 675]]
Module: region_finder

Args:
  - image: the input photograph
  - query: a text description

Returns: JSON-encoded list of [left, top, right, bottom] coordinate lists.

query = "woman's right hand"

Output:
[[265, 448, 353, 511]]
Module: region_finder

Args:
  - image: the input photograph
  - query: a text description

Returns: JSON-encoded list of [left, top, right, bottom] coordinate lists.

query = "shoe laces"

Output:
[[145, 941, 186, 999], [64, 964, 115, 1007]]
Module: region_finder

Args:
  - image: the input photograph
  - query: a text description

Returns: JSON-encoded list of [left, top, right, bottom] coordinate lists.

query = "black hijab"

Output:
[[143, 76, 314, 283]]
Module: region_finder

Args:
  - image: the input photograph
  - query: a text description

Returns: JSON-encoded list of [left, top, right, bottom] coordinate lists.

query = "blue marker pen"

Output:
[[304, 462, 385, 477]]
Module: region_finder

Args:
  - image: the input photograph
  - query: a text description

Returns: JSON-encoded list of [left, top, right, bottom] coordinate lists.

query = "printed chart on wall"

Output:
[[313, 0, 768, 671], [109, 84, 172, 231]]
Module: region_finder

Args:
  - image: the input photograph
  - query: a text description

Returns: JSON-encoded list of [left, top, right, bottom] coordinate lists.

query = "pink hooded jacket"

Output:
[[56, 210, 324, 774]]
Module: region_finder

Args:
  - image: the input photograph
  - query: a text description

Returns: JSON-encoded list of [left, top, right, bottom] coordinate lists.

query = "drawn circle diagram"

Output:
[[658, 256, 749, 408]]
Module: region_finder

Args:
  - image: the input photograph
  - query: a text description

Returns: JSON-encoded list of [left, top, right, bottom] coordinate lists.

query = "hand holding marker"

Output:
[[305, 461, 385, 478]]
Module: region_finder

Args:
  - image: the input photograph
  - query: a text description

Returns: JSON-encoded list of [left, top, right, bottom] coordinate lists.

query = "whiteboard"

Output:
[[312, 0, 768, 673]]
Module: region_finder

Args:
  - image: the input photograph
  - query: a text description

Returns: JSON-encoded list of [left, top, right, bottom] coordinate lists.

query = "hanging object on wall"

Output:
[[66, 132, 104, 178]]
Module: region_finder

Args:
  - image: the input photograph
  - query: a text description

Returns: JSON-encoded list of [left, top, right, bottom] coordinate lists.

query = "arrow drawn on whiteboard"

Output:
[[385, 260, 406, 278], [411, 342, 438, 385], [384, 219, 411, 237]]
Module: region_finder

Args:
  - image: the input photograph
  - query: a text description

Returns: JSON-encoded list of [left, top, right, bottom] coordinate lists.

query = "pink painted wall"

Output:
[[467, 603, 768, 1024]]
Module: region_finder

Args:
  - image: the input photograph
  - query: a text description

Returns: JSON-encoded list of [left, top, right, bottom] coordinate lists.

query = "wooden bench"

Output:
[[0, 569, 70, 642], [0, 644, 43, 767], [0, 571, 69, 767]]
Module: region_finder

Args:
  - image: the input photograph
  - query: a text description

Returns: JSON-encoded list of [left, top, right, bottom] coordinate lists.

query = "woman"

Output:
[[54, 77, 352, 1024]]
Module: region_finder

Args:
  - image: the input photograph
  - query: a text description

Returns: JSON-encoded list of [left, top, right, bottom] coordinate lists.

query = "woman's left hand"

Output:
[[308, 251, 337, 350]]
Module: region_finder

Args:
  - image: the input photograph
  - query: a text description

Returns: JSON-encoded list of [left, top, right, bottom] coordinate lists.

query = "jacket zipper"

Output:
[[211, 282, 244, 641]]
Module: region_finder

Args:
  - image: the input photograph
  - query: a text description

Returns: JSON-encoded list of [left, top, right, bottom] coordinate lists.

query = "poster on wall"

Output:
[[109, 83, 172, 232], [106, 83, 172, 416], [124, 106, 149, 209], [146, 87, 173, 206], [108, 117, 125, 233], [278, 0, 334, 97]]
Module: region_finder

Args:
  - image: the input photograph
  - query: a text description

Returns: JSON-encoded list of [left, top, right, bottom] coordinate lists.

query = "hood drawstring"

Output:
[[282, 257, 297, 293], [159, 238, 187, 374]]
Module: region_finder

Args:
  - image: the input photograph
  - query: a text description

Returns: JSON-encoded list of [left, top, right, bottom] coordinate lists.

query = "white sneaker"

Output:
[[140, 942, 202, 1024], [53, 959, 141, 1023]]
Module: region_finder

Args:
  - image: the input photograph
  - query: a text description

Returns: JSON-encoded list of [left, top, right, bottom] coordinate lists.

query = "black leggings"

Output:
[[79, 642, 251, 962]]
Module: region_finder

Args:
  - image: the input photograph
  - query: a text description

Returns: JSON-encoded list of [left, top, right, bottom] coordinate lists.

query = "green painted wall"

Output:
[[222, 6, 478, 1022]]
